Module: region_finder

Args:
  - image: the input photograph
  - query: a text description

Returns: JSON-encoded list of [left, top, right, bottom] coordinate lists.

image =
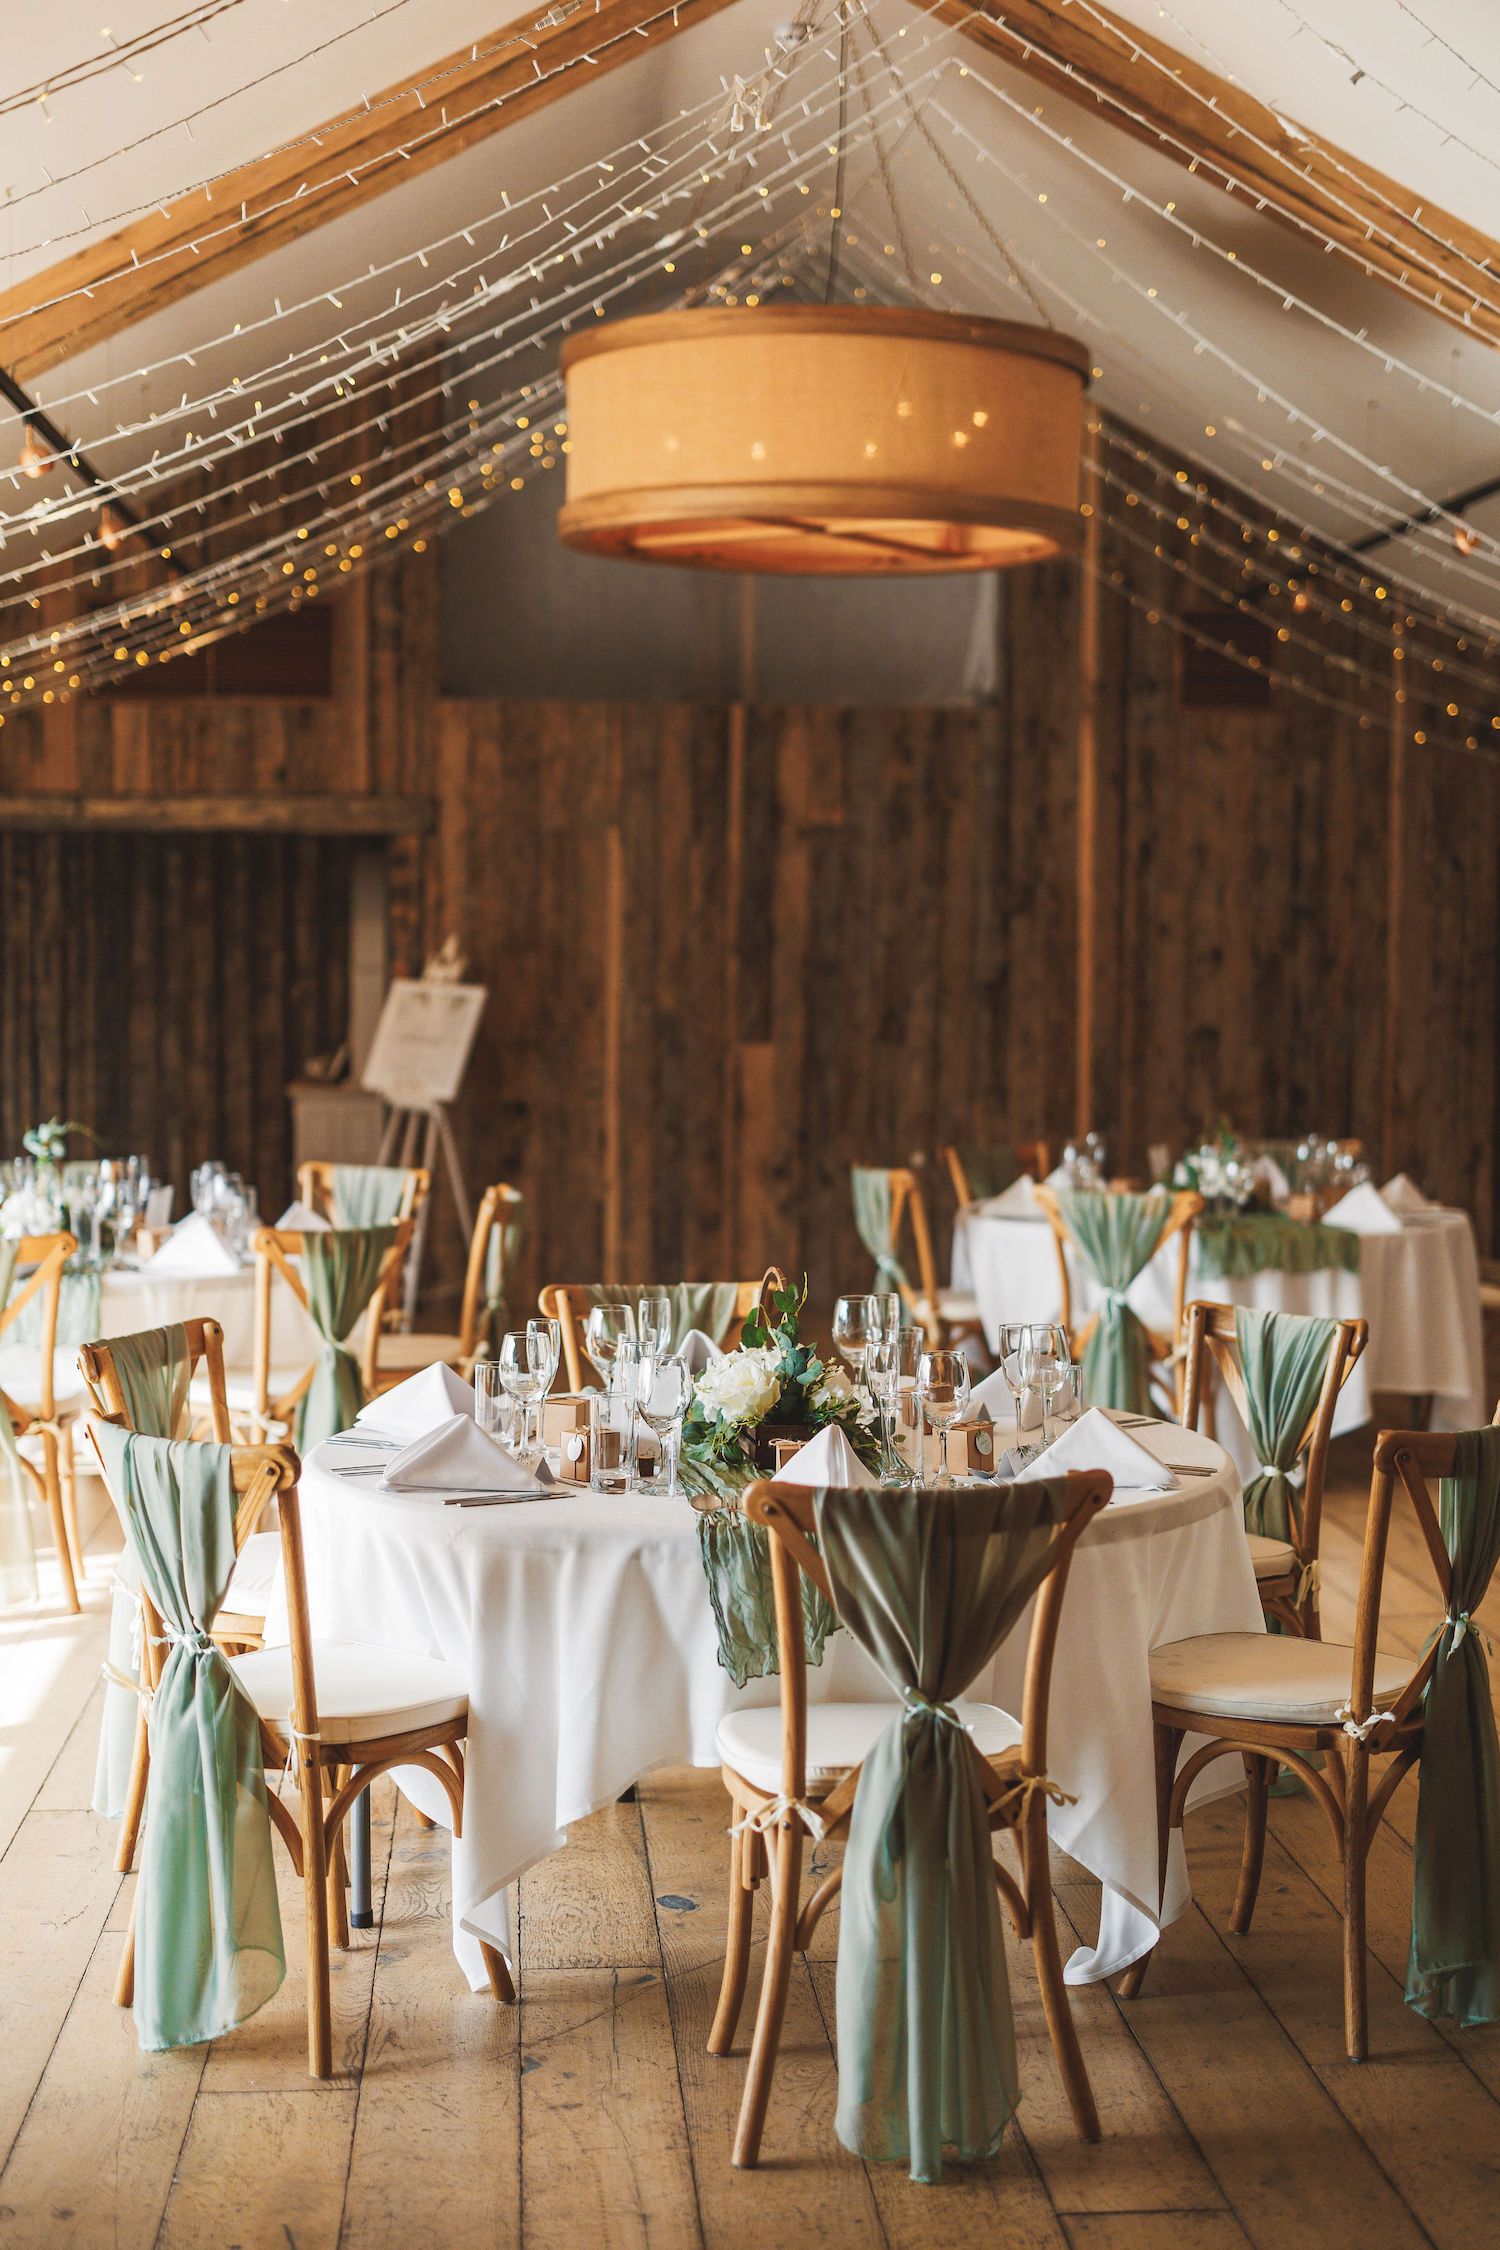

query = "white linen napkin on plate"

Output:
[[1324, 1181, 1401, 1235], [380, 1413, 552, 1497], [972, 1174, 1040, 1219], [358, 1360, 476, 1439], [1014, 1406, 1177, 1493], [969, 1362, 1018, 1419], [676, 1327, 725, 1377], [145, 1213, 242, 1276], [274, 1199, 331, 1232], [772, 1423, 875, 1488], [1381, 1172, 1433, 1216]]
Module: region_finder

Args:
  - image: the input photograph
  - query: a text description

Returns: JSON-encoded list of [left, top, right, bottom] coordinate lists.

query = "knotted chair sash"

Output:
[[329, 1163, 410, 1227], [1406, 1424, 1500, 2027], [957, 1145, 1022, 1204], [92, 1423, 284, 2051], [812, 1479, 1073, 2184], [296, 1225, 398, 1452], [850, 1169, 911, 1297], [1057, 1189, 1169, 1414], [571, 1281, 745, 1356], [90, 1322, 193, 1820], [0, 1240, 36, 1606], [1232, 1306, 1340, 1541], [12, 1265, 101, 1349]]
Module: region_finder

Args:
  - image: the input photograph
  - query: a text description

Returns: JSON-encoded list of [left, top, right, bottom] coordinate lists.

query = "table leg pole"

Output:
[[350, 1785, 373, 1930]]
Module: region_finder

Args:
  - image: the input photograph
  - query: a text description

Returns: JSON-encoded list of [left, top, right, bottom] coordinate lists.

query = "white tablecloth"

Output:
[[282, 1418, 1259, 1988], [953, 1204, 1488, 1451], [99, 1266, 317, 1370]]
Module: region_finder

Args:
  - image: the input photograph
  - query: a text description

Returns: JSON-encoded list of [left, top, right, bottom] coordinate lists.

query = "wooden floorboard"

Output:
[[2, 1446, 1498, 2247]]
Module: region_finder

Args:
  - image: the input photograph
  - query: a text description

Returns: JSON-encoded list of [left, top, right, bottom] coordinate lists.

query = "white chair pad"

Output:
[[716, 1699, 1022, 1793], [0, 1345, 88, 1413], [188, 1368, 308, 1415], [935, 1290, 983, 1326], [1247, 1532, 1298, 1581], [229, 1642, 468, 1745], [1149, 1632, 1409, 1724]]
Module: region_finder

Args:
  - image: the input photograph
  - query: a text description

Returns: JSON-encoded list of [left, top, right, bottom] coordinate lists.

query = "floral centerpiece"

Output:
[[681, 1273, 879, 1490]]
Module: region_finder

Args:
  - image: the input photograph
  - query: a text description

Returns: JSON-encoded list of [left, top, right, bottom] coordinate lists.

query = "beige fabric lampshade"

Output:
[[557, 306, 1090, 575]]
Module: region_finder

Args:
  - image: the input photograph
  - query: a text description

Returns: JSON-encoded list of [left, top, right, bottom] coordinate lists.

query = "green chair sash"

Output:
[[957, 1145, 1023, 1203], [1058, 1189, 1170, 1416], [1233, 1306, 1341, 1541], [571, 1281, 746, 1361], [91, 1324, 194, 1820], [813, 1479, 1072, 2183], [92, 1423, 284, 2051], [329, 1164, 410, 1228], [0, 1240, 35, 1607], [1195, 1210, 1361, 1280], [680, 1456, 838, 1687], [850, 1169, 911, 1297], [11, 1265, 101, 1349], [296, 1226, 397, 1453], [1406, 1425, 1500, 2028]]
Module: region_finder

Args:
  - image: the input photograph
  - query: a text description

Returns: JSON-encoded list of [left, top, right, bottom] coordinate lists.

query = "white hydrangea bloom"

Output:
[[694, 1344, 783, 1429]]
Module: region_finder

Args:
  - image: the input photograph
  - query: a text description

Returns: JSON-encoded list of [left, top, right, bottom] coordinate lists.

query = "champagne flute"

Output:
[[918, 1348, 970, 1487], [527, 1316, 562, 1453], [636, 1295, 672, 1364], [638, 1353, 692, 1497], [831, 1293, 876, 1385], [997, 1323, 1029, 1426], [585, 1304, 634, 1397], [870, 1291, 902, 1344], [865, 1330, 908, 1486]]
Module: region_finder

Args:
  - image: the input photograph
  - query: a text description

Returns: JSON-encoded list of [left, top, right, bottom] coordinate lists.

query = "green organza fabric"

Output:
[[1195, 1210, 1361, 1280], [850, 1169, 911, 1296], [329, 1164, 410, 1227], [813, 1480, 1072, 2184], [679, 1454, 837, 1686], [296, 1225, 397, 1452], [570, 1282, 746, 1361], [1406, 1425, 1500, 2028], [11, 1265, 101, 1349], [92, 1324, 194, 1820], [1233, 1306, 1341, 1541], [92, 1423, 284, 2051], [0, 1240, 35, 1607], [957, 1146, 1024, 1203], [1058, 1189, 1170, 1415]]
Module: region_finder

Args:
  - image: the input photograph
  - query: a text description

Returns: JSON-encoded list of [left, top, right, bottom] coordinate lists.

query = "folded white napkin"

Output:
[[1381, 1172, 1433, 1216], [274, 1199, 331, 1232], [973, 1174, 1040, 1219], [1249, 1153, 1290, 1202], [1043, 1164, 1074, 1189], [1014, 1406, 1176, 1493], [145, 1213, 242, 1276], [772, 1423, 875, 1489], [359, 1360, 476, 1438], [969, 1362, 1018, 1419], [144, 1185, 174, 1230], [676, 1327, 725, 1377], [1323, 1180, 1401, 1235], [380, 1412, 552, 1497]]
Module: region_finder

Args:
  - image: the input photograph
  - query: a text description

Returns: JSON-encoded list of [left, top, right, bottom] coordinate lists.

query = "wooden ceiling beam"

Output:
[[930, 0, 1500, 351], [0, 0, 737, 380]]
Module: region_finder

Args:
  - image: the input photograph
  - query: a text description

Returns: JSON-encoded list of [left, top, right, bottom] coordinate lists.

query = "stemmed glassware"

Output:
[[865, 1329, 910, 1486], [498, 1330, 550, 1465], [917, 1348, 971, 1487], [832, 1294, 876, 1386], [585, 1304, 634, 1397], [527, 1316, 562, 1451], [636, 1295, 672, 1363], [638, 1353, 692, 1497]]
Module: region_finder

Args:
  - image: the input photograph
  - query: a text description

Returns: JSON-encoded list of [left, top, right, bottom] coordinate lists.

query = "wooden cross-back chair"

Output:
[[296, 1160, 430, 1227], [1, 1231, 82, 1611], [1182, 1300, 1368, 1636], [539, 1267, 788, 1395], [864, 1166, 985, 1350], [368, 1181, 525, 1390], [1121, 1423, 1496, 2058], [709, 1472, 1112, 2168], [85, 1417, 502, 2076], [249, 1220, 414, 1440], [941, 1140, 1052, 1210], [1033, 1185, 1204, 1413]]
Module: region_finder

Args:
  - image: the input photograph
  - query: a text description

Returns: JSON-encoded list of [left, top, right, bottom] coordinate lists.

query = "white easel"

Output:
[[362, 976, 488, 1319]]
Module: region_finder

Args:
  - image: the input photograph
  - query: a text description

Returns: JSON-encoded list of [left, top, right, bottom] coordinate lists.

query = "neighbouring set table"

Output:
[[274, 1414, 1261, 1989], [953, 1198, 1487, 1444]]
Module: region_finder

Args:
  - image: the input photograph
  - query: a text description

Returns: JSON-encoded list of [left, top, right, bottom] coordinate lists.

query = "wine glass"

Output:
[[585, 1304, 634, 1395], [865, 1329, 908, 1487], [1041, 1363, 1082, 1446], [917, 1348, 970, 1487], [638, 1353, 692, 1497], [498, 1331, 549, 1463], [831, 1294, 876, 1383]]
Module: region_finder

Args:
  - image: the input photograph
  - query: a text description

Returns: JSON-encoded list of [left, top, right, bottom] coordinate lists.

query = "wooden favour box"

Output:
[[894, 1417, 999, 1479], [554, 1429, 591, 1484], [542, 1393, 593, 1444]]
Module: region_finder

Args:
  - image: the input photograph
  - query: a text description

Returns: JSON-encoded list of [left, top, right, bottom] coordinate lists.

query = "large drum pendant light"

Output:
[[557, 306, 1090, 575]]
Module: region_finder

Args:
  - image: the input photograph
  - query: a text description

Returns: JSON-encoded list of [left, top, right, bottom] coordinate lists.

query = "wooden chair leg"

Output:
[[479, 1941, 517, 2004], [1230, 1753, 1272, 1937], [1343, 1748, 1369, 2062], [115, 1701, 152, 1875], [326, 1764, 350, 1951], [58, 1432, 84, 1587], [709, 1822, 755, 2057], [731, 1820, 803, 2169], [299, 1750, 333, 2079], [1118, 1722, 1181, 2001], [41, 1433, 79, 1614], [115, 1886, 138, 2010], [1022, 1802, 1100, 2142]]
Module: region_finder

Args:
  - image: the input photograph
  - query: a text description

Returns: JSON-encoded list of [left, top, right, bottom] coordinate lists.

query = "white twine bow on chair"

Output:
[[730, 1794, 827, 1842], [1334, 1702, 1397, 1743]]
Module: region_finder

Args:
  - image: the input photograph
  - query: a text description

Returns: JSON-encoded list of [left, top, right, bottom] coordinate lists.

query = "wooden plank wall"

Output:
[[1, 489, 1496, 1307]]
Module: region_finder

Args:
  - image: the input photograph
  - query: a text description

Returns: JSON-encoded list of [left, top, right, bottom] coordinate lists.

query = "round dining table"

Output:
[[277, 1414, 1261, 1989]]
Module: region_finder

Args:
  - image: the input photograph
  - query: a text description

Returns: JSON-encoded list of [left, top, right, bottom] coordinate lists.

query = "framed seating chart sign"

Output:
[[361, 979, 488, 1110]]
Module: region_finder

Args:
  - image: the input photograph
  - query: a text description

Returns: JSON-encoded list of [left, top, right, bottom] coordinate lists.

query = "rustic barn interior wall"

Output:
[[2, 460, 1495, 1309]]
